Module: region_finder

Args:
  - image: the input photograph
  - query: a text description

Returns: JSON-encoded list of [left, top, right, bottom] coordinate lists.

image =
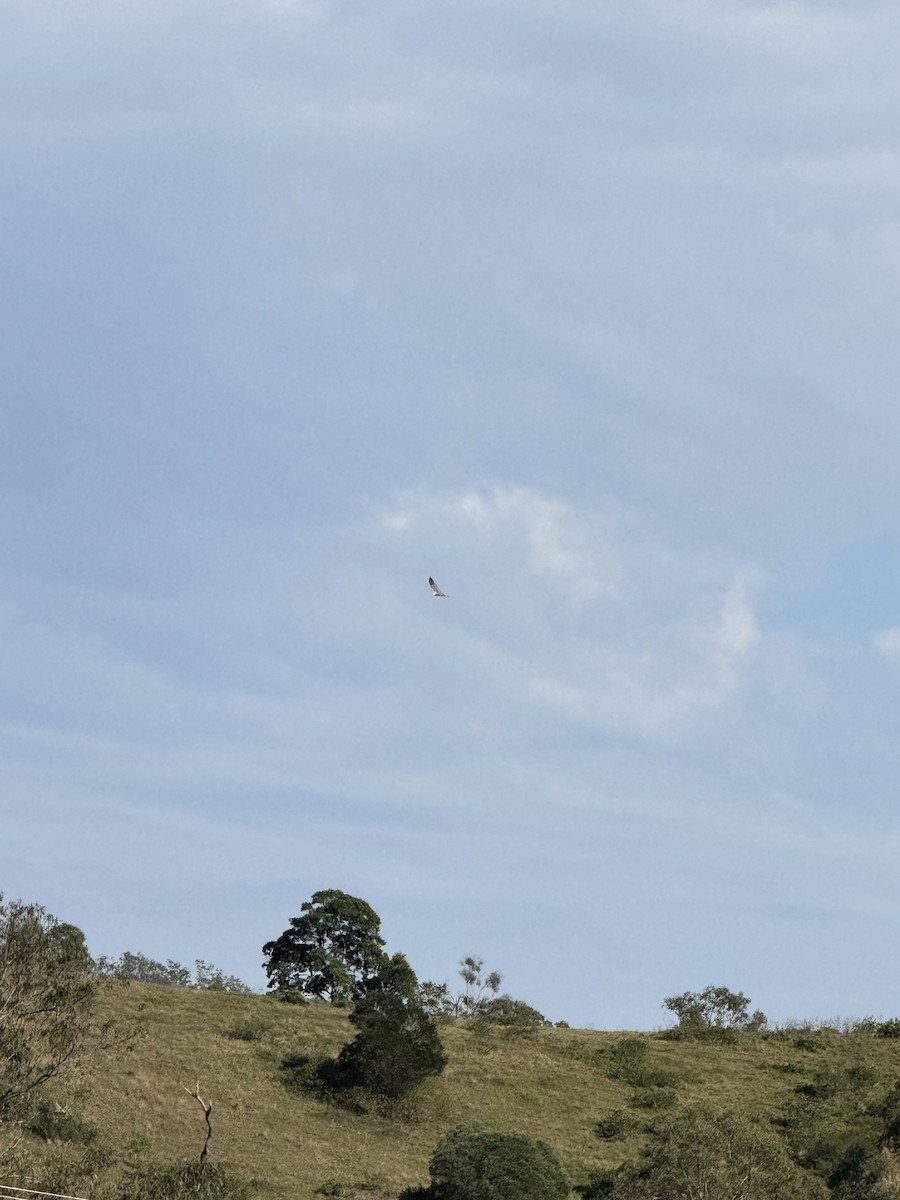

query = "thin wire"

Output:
[[0, 1186, 89, 1200]]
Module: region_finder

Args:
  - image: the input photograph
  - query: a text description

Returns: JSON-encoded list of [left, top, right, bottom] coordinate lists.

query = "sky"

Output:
[[4, 0, 900, 1030]]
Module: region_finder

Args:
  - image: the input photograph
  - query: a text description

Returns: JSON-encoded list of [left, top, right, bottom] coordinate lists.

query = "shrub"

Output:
[[111, 1160, 249, 1200], [578, 1169, 617, 1199], [629, 1086, 678, 1111], [332, 987, 446, 1102], [605, 1037, 649, 1081], [795, 1065, 880, 1102], [302, 955, 446, 1109], [20, 1145, 113, 1198], [405, 1122, 569, 1200], [874, 1080, 900, 1150], [613, 1106, 826, 1200], [605, 1037, 675, 1087], [224, 1018, 268, 1042], [279, 1053, 323, 1095], [473, 996, 548, 1029], [594, 1109, 634, 1140], [25, 1096, 99, 1144]]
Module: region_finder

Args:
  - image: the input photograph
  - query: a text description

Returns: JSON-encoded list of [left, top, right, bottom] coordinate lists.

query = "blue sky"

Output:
[[4, 0, 900, 1028]]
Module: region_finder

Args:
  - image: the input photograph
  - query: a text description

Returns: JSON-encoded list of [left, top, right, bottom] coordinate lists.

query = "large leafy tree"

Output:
[[262, 889, 386, 1004]]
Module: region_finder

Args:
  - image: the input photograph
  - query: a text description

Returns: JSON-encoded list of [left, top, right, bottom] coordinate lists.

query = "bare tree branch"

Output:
[[183, 1084, 212, 1164]]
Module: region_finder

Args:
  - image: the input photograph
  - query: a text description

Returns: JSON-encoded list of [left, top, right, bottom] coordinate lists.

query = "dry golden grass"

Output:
[[14, 986, 900, 1199]]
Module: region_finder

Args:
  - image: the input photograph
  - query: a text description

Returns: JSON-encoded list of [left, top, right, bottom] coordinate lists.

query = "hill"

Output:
[[11, 984, 900, 1199]]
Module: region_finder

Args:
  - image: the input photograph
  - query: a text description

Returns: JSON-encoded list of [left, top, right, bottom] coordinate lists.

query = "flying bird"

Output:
[[428, 577, 447, 597]]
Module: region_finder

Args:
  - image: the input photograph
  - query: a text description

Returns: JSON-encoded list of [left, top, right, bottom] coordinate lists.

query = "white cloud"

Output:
[[379, 485, 763, 740], [873, 625, 900, 660]]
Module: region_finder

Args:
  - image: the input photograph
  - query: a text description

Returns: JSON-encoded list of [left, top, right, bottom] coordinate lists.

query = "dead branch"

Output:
[[183, 1084, 212, 1164]]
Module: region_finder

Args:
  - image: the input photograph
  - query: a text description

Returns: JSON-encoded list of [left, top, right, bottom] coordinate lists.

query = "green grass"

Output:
[[11, 987, 900, 1199]]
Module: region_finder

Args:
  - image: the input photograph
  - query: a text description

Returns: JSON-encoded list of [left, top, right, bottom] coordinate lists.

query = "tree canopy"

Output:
[[261, 889, 386, 1004]]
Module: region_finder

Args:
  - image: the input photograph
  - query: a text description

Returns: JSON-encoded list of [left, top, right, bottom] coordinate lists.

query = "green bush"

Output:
[[613, 1106, 826, 1200], [795, 1065, 879, 1102], [279, 1052, 323, 1094], [224, 1018, 268, 1042], [474, 996, 548, 1029], [578, 1169, 617, 1198], [605, 1037, 649, 1081], [333, 987, 446, 1102], [594, 1109, 634, 1140], [112, 1161, 250, 1200], [629, 1086, 678, 1111], [404, 1122, 570, 1200], [25, 1096, 99, 1144], [605, 1037, 675, 1087], [282, 956, 447, 1111], [20, 1145, 113, 1198]]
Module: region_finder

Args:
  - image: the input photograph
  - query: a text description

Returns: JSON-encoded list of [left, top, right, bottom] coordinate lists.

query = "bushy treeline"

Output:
[[93, 951, 251, 993]]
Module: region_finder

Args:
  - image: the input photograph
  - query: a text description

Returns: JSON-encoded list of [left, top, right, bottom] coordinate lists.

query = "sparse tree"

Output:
[[94, 952, 192, 987], [94, 953, 251, 993], [193, 961, 251, 993], [663, 984, 767, 1037], [0, 895, 98, 1117], [418, 980, 455, 1019], [262, 889, 386, 1005], [457, 956, 502, 1016]]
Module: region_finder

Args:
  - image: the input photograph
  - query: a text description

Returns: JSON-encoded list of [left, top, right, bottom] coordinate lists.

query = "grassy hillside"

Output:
[[12, 984, 900, 1199]]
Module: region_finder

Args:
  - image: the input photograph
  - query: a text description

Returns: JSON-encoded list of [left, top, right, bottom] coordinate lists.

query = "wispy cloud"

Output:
[[378, 486, 764, 740], [873, 625, 900, 660]]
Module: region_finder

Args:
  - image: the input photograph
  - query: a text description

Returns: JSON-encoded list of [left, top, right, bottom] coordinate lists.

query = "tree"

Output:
[[192, 961, 252, 993], [261, 889, 386, 1004], [457, 957, 502, 1017], [402, 1123, 569, 1200], [418, 979, 455, 1019], [94, 953, 251, 992], [327, 953, 447, 1103], [662, 984, 767, 1037], [0, 895, 98, 1118], [94, 952, 192, 987]]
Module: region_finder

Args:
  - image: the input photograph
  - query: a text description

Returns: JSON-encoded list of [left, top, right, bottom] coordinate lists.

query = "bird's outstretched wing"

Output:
[[428, 577, 447, 597]]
